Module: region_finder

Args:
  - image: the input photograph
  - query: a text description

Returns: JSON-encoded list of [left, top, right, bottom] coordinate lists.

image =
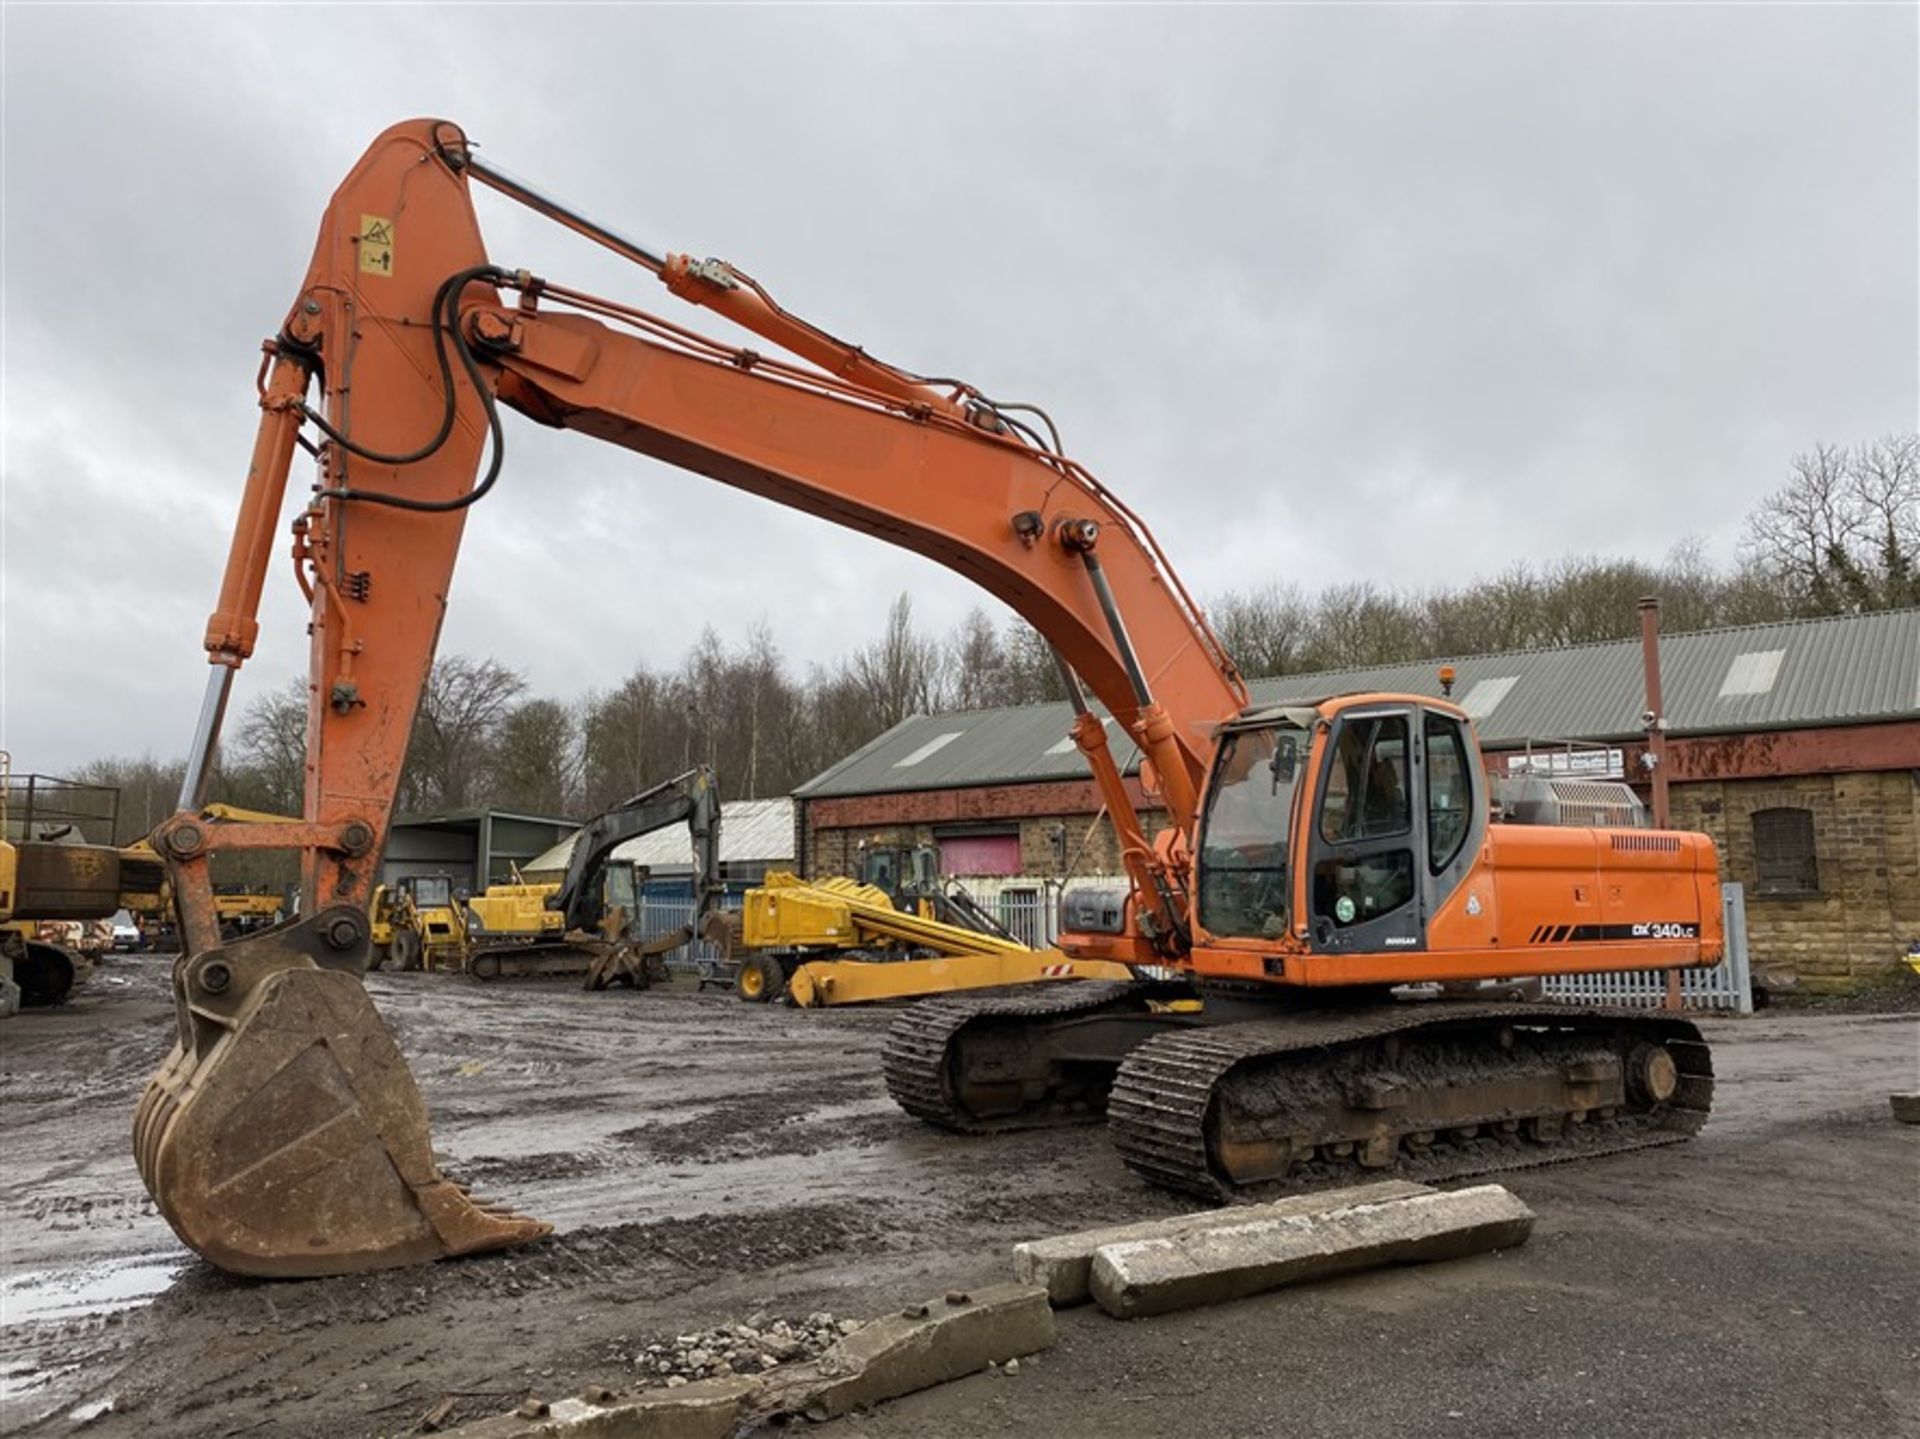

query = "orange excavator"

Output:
[[135, 120, 1720, 1278]]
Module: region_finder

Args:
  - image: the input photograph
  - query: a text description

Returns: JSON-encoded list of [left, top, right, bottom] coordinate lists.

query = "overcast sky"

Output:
[[3, 4, 1914, 775]]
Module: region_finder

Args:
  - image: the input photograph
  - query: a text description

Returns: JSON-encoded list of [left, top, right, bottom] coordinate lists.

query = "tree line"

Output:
[[72, 433, 1917, 835]]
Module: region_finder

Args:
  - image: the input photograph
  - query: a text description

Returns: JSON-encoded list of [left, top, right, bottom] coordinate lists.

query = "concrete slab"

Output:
[[1891, 1093, 1920, 1124], [445, 1376, 756, 1439], [762, 1283, 1054, 1420], [447, 1285, 1055, 1435], [1090, 1183, 1535, 1319], [1013, 1180, 1432, 1305]]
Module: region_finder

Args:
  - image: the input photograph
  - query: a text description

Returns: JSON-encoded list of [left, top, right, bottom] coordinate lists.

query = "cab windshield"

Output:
[[410, 876, 453, 908], [1197, 722, 1306, 940]]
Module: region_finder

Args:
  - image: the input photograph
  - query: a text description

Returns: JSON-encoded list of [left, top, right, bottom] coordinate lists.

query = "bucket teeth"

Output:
[[135, 921, 550, 1278]]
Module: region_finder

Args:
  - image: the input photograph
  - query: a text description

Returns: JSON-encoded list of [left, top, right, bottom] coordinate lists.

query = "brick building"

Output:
[[792, 608, 1920, 992]]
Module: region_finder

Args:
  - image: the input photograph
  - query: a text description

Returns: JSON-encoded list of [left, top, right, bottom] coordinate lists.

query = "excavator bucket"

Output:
[[134, 907, 549, 1277]]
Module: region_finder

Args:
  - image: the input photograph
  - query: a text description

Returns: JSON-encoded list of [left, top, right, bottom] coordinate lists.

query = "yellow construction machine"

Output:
[[1, 761, 166, 1012], [368, 873, 470, 971], [727, 869, 1131, 1006], [370, 769, 724, 986]]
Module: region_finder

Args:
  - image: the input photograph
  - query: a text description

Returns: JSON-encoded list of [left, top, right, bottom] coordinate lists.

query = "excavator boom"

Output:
[[137, 118, 1247, 1276]]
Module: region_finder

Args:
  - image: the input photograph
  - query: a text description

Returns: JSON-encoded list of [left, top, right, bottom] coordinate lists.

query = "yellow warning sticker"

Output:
[[359, 214, 395, 276]]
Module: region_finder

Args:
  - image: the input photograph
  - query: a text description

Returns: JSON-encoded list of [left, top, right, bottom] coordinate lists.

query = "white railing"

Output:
[[1540, 882, 1753, 1014], [635, 892, 742, 975], [944, 876, 1128, 950]]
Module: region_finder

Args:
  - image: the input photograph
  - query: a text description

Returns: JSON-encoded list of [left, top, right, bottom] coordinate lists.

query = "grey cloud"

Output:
[[3, 5, 1912, 772]]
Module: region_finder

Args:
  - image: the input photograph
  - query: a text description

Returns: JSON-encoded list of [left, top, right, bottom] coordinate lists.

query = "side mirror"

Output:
[[1269, 738, 1298, 786]]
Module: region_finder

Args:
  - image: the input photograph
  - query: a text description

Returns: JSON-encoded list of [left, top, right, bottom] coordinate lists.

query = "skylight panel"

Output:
[[893, 731, 963, 768], [1460, 676, 1519, 719], [1719, 650, 1784, 698]]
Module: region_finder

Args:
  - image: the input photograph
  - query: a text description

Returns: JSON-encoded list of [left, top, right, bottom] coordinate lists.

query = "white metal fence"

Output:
[[1540, 881, 1753, 1013], [635, 892, 742, 975]]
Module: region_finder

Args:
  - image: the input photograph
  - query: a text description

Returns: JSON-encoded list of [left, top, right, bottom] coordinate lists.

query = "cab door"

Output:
[[1305, 708, 1426, 954]]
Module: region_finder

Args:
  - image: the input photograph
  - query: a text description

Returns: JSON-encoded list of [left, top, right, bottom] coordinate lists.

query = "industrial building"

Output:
[[381, 807, 582, 895], [521, 796, 796, 894], [793, 608, 1920, 992]]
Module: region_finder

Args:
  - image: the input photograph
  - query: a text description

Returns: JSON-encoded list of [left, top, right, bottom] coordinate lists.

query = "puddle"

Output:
[[0, 1255, 186, 1325]]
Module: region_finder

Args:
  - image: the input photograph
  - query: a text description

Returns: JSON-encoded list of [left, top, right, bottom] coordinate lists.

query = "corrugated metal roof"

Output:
[[794, 608, 1920, 799], [521, 797, 794, 875], [793, 702, 1145, 799]]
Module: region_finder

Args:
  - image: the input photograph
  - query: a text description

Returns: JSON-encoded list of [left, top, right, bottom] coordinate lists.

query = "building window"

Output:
[[1752, 807, 1818, 897]]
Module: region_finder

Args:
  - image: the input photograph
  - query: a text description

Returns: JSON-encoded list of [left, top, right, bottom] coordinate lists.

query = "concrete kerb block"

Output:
[[1013, 1180, 1433, 1306], [444, 1376, 758, 1439], [1090, 1183, 1535, 1320], [757, 1282, 1055, 1422], [442, 1286, 1055, 1437], [1891, 1093, 1920, 1124]]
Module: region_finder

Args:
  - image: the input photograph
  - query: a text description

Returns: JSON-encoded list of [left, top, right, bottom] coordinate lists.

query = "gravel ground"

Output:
[[1, 956, 1914, 1438]]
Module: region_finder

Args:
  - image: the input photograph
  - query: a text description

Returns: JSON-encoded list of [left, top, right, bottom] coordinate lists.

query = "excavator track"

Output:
[[1108, 1003, 1712, 1203], [465, 942, 596, 982], [884, 981, 1192, 1132]]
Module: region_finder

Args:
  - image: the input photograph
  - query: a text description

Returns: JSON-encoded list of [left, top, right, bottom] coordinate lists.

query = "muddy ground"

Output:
[[2, 957, 1914, 1438]]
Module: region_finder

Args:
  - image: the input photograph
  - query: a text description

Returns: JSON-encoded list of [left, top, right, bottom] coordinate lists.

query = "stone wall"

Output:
[[1669, 770, 1919, 992]]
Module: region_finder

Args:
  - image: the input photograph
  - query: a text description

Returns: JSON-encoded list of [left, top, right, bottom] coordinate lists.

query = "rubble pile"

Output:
[[632, 1312, 862, 1388]]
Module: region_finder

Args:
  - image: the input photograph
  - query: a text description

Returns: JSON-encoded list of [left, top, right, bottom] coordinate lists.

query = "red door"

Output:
[[937, 834, 1021, 877]]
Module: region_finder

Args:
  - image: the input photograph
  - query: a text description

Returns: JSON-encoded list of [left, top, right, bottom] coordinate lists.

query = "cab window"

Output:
[[1319, 715, 1410, 843], [1425, 713, 1472, 873], [1197, 723, 1305, 939]]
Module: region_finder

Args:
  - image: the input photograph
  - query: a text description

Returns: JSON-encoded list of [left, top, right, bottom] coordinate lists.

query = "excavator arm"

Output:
[[136, 118, 1249, 1277], [551, 767, 722, 936]]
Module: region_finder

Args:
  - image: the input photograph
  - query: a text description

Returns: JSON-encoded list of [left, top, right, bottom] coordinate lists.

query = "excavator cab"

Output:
[[1195, 698, 1485, 957], [1193, 694, 1718, 988], [599, 859, 641, 938]]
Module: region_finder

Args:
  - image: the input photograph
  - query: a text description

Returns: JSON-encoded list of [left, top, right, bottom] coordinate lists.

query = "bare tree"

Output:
[[852, 594, 941, 731], [1211, 583, 1313, 679], [1850, 433, 1920, 607], [490, 698, 579, 816], [402, 655, 527, 811], [228, 680, 308, 817], [63, 432, 1908, 825], [999, 620, 1069, 704], [944, 608, 1013, 709], [69, 755, 186, 845], [1743, 442, 1871, 613]]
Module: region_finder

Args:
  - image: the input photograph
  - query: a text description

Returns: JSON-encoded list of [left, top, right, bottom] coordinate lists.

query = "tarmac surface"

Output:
[[1, 956, 1914, 1438]]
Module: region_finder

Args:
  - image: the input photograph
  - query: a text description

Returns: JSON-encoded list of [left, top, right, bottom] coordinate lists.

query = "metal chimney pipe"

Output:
[[1640, 596, 1681, 1010], [1638, 597, 1670, 829]]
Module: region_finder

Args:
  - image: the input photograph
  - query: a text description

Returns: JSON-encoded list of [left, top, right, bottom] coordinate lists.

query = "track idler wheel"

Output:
[[132, 907, 550, 1277]]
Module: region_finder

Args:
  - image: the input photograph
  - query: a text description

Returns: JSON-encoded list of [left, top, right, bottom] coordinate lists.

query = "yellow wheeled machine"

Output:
[[1, 761, 167, 1012], [368, 874, 470, 972], [729, 872, 1131, 1006]]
